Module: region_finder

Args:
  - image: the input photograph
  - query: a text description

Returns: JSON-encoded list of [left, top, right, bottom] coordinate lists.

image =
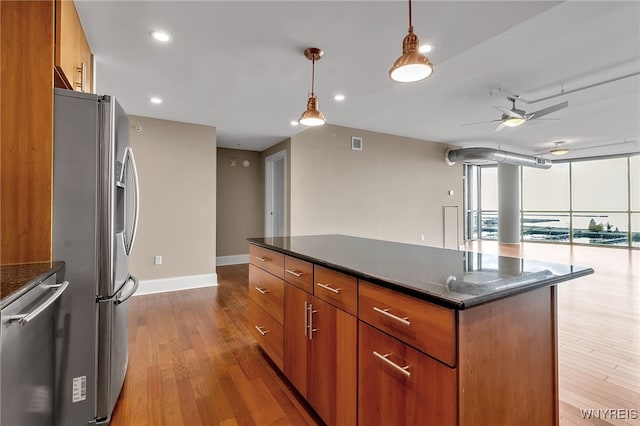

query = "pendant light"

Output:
[[298, 47, 326, 126], [389, 0, 433, 83]]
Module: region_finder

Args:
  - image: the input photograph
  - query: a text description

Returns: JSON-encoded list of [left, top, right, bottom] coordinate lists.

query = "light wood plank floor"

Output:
[[466, 241, 639, 426], [111, 242, 639, 425]]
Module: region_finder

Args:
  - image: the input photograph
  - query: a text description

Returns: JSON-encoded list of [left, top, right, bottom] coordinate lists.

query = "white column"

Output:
[[498, 163, 520, 244]]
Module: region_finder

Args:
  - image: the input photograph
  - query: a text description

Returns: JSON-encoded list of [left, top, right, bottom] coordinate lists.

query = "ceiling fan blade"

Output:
[[528, 101, 568, 120], [461, 119, 502, 126], [493, 106, 524, 119], [495, 122, 506, 132]]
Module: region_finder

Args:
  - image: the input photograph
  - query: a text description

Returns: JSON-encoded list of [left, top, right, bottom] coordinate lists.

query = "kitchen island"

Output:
[[246, 235, 593, 426]]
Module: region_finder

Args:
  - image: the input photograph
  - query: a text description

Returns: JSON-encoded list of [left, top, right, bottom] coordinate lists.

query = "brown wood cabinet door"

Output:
[[0, 0, 54, 264], [358, 322, 457, 426], [310, 297, 357, 426], [283, 284, 311, 399], [55, 0, 92, 92]]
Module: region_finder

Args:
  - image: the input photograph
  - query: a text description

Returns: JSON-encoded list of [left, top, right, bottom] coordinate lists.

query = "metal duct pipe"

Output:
[[445, 147, 552, 169]]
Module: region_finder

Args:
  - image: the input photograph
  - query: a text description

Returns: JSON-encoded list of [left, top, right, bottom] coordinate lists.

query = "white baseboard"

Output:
[[135, 273, 218, 296], [216, 254, 249, 266]]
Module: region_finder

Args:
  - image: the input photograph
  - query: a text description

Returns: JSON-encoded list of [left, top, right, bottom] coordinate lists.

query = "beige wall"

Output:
[[290, 125, 463, 248], [217, 148, 264, 256], [129, 116, 216, 280]]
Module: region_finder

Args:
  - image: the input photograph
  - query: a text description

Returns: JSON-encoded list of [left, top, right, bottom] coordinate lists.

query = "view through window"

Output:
[[464, 155, 639, 248]]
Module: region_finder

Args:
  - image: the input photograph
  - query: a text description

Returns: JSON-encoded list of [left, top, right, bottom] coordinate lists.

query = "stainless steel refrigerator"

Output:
[[53, 88, 139, 425]]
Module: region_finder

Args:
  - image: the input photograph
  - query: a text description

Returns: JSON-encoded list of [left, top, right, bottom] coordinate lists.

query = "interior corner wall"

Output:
[[129, 116, 216, 282], [289, 125, 463, 248], [216, 148, 264, 257]]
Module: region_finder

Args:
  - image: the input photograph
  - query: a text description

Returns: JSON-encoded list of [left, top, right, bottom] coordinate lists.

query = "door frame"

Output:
[[265, 150, 287, 237]]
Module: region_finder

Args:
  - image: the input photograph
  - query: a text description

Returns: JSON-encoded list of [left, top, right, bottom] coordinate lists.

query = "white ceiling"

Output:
[[76, 1, 640, 158]]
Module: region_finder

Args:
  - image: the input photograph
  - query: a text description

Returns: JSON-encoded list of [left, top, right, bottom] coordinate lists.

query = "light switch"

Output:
[[154, 255, 162, 265]]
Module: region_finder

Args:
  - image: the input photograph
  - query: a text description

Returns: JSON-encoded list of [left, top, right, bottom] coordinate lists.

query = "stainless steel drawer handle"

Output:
[[255, 256, 268, 262], [255, 287, 270, 295], [286, 269, 303, 277], [317, 282, 341, 294], [373, 351, 411, 377], [373, 307, 411, 326], [254, 325, 269, 336], [4, 281, 70, 325]]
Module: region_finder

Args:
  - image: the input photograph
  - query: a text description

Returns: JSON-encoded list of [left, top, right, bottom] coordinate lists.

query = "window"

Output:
[[522, 163, 569, 211], [464, 154, 638, 248], [572, 158, 628, 211]]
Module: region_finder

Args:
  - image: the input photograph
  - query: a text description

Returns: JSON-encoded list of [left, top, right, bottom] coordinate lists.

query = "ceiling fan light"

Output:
[[390, 31, 434, 83], [299, 96, 326, 126], [550, 148, 569, 155], [503, 117, 525, 127]]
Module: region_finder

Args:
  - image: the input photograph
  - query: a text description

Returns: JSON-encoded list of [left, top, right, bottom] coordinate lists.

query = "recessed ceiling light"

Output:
[[334, 94, 345, 101], [290, 121, 299, 126], [150, 97, 162, 104], [150, 31, 171, 42], [419, 44, 433, 53]]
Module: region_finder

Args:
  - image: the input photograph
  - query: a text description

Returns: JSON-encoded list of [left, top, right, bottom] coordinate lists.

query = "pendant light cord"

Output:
[[311, 56, 316, 96], [408, 0, 412, 31]]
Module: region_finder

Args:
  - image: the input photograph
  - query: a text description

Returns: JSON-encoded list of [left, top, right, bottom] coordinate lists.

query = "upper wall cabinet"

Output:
[[54, 0, 93, 93]]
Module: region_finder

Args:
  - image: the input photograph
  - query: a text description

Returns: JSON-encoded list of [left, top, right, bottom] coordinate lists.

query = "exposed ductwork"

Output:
[[445, 147, 552, 169]]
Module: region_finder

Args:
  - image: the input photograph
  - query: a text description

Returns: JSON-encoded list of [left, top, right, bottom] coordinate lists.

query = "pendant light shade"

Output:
[[389, 0, 434, 83], [299, 96, 326, 126], [299, 48, 326, 126]]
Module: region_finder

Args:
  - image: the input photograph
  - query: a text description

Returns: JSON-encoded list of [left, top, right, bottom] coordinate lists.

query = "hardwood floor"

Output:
[[112, 242, 639, 425], [110, 264, 323, 426]]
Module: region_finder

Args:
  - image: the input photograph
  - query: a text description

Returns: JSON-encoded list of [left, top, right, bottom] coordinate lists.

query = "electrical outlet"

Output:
[[154, 255, 162, 265]]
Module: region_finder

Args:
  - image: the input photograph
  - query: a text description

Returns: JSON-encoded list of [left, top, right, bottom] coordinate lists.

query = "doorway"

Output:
[[265, 150, 287, 237]]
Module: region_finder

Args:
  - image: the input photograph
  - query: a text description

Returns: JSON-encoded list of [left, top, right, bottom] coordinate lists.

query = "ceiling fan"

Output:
[[462, 97, 569, 132]]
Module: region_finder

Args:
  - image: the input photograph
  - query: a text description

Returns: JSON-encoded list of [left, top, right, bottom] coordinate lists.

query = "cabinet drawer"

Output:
[[358, 322, 456, 426], [284, 256, 313, 293], [248, 300, 283, 371], [249, 245, 284, 278], [359, 281, 456, 366], [249, 264, 284, 324], [314, 266, 357, 316]]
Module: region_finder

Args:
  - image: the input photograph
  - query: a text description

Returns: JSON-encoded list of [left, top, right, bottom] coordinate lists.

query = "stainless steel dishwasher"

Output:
[[1, 273, 68, 426]]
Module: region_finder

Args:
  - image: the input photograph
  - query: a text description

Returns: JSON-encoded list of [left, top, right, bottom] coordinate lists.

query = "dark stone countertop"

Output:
[[247, 235, 594, 310], [1, 261, 66, 309]]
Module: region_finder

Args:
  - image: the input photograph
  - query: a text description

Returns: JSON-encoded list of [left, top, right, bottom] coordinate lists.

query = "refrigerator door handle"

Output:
[[115, 275, 138, 305], [123, 147, 140, 255], [3, 281, 70, 325]]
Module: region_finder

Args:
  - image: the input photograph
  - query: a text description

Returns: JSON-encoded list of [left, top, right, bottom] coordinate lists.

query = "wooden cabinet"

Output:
[[250, 244, 284, 278], [54, 0, 93, 93], [248, 297, 283, 370], [310, 296, 357, 426], [0, 1, 55, 264], [247, 247, 285, 370], [0, 0, 94, 264], [284, 255, 313, 292], [283, 283, 357, 426], [359, 280, 456, 366], [250, 242, 559, 426], [358, 322, 456, 426], [283, 283, 311, 398], [313, 266, 358, 316]]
